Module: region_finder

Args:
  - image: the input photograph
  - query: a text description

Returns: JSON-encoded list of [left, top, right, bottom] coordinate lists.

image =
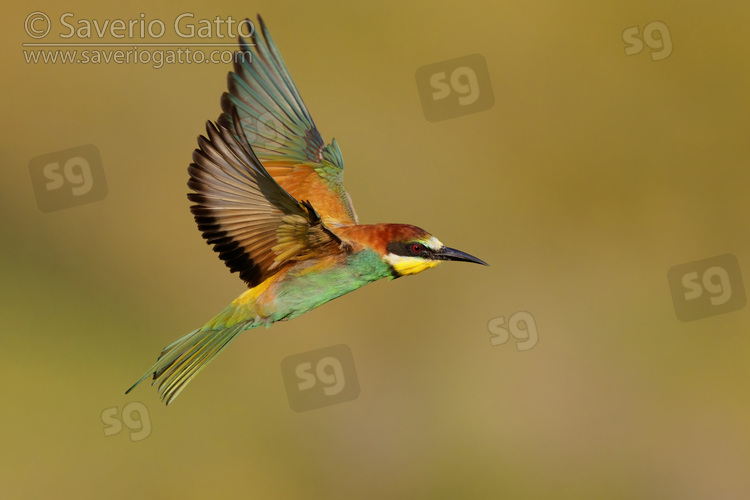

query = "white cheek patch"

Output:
[[383, 253, 408, 268]]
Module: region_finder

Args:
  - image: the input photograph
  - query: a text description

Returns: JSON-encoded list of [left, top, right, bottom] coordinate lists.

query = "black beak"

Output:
[[435, 246, 488, 266]]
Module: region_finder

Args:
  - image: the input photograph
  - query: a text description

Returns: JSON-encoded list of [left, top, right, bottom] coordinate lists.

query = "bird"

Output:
[[126, 15, 487, 405]]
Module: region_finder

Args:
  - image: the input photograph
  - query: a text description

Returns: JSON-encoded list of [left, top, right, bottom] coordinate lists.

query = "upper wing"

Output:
[[189, 110, 349, 288], [217, 15, 359, 226]]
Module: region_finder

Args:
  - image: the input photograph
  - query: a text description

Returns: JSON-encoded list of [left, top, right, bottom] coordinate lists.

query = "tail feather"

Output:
[[126, 320, 250, 405], [158, 323, 245, 401]]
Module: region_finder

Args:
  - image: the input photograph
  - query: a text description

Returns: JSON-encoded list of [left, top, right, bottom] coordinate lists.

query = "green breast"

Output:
[[268, 249, 393, 322]]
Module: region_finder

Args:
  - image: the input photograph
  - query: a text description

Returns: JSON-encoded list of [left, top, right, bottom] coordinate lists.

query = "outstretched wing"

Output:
[[218, 15, 358, 226], [189, 110, 349, 288]]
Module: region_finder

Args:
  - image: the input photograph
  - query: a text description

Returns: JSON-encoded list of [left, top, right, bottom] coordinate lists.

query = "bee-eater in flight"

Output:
[[127, 15, 487, 405]]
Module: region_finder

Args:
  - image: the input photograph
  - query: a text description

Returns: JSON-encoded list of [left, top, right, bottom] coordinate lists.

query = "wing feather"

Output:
[[188, 110, 348, 287], [218, 15, 358, 225]]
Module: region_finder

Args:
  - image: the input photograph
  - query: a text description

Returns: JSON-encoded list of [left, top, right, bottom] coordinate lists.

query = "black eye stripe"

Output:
[[386, 241, 431, 257]]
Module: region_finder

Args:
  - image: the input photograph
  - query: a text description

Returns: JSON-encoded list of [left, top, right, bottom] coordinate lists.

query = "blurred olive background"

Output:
[[3, 1, 750, 498]]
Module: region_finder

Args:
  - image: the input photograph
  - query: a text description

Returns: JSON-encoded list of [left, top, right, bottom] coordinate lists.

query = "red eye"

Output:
[[410, 244, 423, 254]]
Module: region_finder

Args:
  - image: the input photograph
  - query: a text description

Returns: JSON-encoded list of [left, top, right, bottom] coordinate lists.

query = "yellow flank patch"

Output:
[[202, 276, 278, 329], [234, 276, 274, 306], [390, 255, 441, 276]]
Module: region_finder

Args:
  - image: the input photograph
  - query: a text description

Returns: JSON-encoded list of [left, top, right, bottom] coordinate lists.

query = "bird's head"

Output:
[[376, 224, 488, 277]]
